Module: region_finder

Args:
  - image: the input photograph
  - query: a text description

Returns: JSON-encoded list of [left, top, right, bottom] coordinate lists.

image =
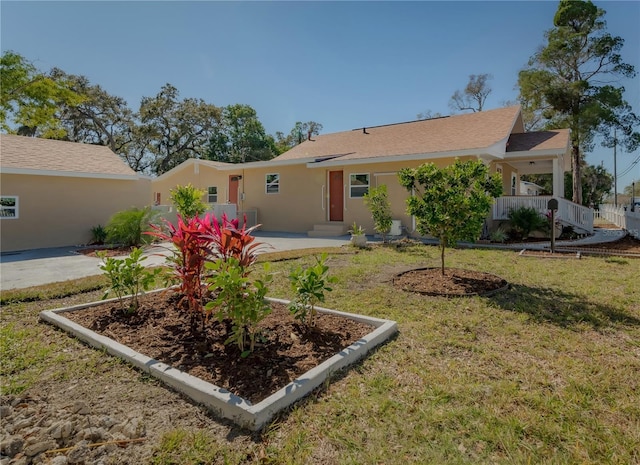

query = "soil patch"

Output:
[[393, 267, 508, 297], [61, 292, 373, 404], [76, 245, 137, 258], [560, 234, 640, 254]]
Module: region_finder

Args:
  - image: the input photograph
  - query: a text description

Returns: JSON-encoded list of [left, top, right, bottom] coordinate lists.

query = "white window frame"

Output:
[[207, 186, 218, 203], [0, 196, 19, 219], [266, 173, 280, 194], [349, 173, 370, 198]]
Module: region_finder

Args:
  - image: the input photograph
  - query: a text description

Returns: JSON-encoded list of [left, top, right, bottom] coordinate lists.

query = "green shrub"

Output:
[[90, 225, 107, 245], [363, 185, 393, 243], [205, 259, 273, 356], [99, 247, 161, 313], [490, 227, 508, 243], [288, 253, 338, 327], [170, 184, 208, 219], [105, 206, 159, 247], [508, 206, 546, 240]]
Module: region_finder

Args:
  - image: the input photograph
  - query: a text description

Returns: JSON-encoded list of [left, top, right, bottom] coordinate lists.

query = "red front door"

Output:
[[329, 171, 343, 221], [228, 175, 240, 205]]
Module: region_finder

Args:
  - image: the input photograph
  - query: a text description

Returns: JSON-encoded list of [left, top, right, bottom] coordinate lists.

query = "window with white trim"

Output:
[[0, 196, 18, 219], [349, 173, 370, 198], [266, 173, 280, 194], [207, 186, 218, 203]]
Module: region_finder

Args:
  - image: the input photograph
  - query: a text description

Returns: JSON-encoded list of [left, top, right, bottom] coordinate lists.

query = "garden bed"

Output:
[[393, 267, 509, 297], [39, 291, 398, 431]]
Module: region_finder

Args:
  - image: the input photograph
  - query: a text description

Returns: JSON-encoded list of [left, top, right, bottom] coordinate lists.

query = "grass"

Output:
[[2, 243, 639, 464]]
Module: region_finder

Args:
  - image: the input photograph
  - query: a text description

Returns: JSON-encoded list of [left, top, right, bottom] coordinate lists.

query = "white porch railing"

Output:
[[493, 196, 594, 234], [596, 204, 640, 239]]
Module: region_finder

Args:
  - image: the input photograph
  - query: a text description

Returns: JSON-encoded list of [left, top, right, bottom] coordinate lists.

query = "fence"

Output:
[[595, 204, 640, 239]]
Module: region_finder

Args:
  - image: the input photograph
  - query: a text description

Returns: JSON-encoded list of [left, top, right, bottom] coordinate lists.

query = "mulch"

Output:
[[61, 292, 373, 405]]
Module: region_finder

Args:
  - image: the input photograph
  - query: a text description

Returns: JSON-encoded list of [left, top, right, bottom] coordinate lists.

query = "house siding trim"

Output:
[[0, 167, 140, 180]]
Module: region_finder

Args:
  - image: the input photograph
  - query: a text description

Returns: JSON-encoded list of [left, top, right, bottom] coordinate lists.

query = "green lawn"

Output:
[[2, 243, 639, 464]]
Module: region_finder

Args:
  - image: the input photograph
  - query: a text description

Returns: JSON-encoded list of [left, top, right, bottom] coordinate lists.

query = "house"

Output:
[[520, 181, 545, 196], [0, 134, 151, 252], [153, 106, 592, 237]]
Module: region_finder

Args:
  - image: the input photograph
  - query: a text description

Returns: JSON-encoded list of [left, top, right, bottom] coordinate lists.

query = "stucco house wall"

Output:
[[0, 135, 151, 252], [1, 174, 150, 251]]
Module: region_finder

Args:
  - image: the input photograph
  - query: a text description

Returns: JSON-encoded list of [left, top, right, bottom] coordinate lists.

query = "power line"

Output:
[[617, 153, 640, 177]]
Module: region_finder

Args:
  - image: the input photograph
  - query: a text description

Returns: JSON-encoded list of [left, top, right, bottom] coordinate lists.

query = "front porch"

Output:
[[493, 196, 594, 235]]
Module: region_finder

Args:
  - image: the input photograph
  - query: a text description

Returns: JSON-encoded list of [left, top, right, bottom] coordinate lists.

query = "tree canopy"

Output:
[[274, 121, 323, 154], [398, 159, 502, 274], [449, 74, 493, 113], [206, 104, 277, 163], [518, 0, 639, 205], [0, 51, 83, 137]]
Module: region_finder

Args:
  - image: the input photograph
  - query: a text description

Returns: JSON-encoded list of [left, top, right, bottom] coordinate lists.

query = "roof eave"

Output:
[[305, 148, 488, 168], [0, 167, 140, 180]]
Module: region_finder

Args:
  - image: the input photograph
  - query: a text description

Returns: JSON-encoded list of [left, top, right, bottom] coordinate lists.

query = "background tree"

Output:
[[50, 69, 135, 155], [623, 182, 638, 197], [518, 0, 639, 205], [398, 159, 502, 275], [581, 164, 613, 207], [138, 84, 221, 175], [416, 110, 444, 121], [273, 121, 323, 154], [206, 104, 277, 163], [449, 74, 493, 113], [0, 51, 82, 137]]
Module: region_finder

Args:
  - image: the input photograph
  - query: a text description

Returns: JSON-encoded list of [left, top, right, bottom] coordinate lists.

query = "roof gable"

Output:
[[0, 134, 138, 179]]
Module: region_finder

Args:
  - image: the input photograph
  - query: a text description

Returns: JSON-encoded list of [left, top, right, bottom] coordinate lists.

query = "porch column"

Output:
[[552, 158, 564, 198]]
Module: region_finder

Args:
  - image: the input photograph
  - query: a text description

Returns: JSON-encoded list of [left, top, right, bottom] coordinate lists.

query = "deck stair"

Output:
[[307, 223, 347, 238]]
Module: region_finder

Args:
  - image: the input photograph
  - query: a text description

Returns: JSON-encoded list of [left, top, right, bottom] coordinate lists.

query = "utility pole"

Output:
[[613, 128, 618, 207]]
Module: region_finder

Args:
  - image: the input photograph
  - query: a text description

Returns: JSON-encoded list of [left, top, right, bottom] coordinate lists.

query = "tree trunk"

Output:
[[440, 242, 446, 276], [572, 144, 582, 205]]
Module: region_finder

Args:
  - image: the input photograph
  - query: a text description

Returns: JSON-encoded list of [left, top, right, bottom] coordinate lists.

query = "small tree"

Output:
[[363, 184, 393, 243], [398, 159, 502, 275], [170, 183, 208, 219]]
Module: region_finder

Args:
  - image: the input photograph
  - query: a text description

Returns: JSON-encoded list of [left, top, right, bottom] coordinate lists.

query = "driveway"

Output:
[[0, 232, 351, 291]]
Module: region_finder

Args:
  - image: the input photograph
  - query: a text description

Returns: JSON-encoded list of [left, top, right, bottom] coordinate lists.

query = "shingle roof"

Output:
[[0, 134, 138, 178], [273, 106, 523, 163], [507, 130, 570, 152]]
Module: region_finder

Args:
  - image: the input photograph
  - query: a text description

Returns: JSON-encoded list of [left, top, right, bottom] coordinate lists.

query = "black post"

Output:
[[550, 209, 556, 253], [548, 198, 559, 253]]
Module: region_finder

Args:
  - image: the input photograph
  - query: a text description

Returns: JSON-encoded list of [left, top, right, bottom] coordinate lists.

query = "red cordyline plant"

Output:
[[147, 214, 215, 318], [146, 213, 266, 320], [206, 215, 265, 272]]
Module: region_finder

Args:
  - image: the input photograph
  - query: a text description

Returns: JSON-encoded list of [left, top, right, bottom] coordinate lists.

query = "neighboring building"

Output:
[[153, 106, 583, 236], [520, 181, 545, 196], [0, 135, 151, 252]]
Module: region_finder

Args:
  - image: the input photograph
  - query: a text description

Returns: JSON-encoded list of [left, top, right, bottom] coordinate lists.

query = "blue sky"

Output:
[[2, 0, 639, 190]]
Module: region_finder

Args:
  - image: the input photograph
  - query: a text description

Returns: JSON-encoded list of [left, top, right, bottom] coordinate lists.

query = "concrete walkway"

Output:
[[479, 227, 626, 251], [0, 232, 351, 291], [0, 228, 625, 291]]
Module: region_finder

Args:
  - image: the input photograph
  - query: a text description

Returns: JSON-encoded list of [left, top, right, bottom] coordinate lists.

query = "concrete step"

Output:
[[307, 223, 346, 237]]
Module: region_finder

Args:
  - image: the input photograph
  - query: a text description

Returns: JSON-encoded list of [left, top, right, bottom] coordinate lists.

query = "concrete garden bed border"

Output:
[[39, 296, 398, 431]]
